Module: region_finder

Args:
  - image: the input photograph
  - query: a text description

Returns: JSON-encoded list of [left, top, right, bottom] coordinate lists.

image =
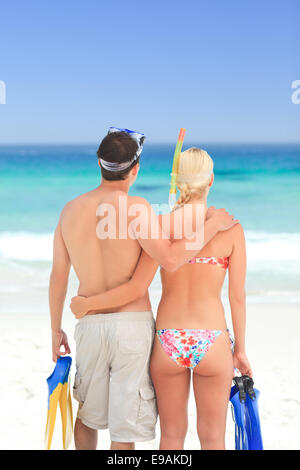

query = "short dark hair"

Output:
[[97, 131, 139, 181]]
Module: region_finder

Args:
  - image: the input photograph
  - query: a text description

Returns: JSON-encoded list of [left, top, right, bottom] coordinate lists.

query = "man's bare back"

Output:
[[60, 186, 151, 313]]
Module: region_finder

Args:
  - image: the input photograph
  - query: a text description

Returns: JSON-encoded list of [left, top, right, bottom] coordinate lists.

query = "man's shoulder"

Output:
[[127, 195, 151, 207], [60, 192, 90, 219]]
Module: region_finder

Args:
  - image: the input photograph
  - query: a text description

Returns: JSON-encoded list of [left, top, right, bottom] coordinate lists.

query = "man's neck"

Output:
[[100, 178, 130, 193]]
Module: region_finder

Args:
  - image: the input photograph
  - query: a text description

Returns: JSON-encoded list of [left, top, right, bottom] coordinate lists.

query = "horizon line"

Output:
[[0, 140, 300, 147]]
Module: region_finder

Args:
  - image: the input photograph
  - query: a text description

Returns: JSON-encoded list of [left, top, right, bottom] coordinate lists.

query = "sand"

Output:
[[0, 302, 299, 450]]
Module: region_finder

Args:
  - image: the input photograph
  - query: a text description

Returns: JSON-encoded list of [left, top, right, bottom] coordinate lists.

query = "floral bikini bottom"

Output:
[[156, 328, 233, 369]]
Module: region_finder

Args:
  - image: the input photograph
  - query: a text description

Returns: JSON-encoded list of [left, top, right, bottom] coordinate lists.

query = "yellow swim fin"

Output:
[[45, 356, 73, 450], [59, 371, 73, 449]]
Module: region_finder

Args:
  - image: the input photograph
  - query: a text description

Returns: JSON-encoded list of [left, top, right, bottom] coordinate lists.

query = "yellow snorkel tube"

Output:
[[169, 128, 186, 209]]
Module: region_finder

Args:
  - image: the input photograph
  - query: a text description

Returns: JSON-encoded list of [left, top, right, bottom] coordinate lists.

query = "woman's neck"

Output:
[[188, 195, 208, 211]]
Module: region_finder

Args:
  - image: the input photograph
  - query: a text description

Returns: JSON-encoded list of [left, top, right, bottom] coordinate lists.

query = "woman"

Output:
[[70, 147, 252, 450]]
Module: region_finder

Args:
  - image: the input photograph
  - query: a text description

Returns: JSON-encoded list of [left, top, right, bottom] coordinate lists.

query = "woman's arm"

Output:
[[228, 224, 252, 377], [70, 250, 159, 318]]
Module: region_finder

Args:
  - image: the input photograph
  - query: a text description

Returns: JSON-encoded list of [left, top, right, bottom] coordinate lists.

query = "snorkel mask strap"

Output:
[[99, 127, 146, 172]]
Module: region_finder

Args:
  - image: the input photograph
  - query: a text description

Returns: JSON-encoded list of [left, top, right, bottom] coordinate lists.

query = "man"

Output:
[[49, 128, 237, 450]]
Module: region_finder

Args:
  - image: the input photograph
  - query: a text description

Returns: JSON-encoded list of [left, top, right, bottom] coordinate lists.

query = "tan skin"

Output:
[[70, 175, 252, 450], [49, 161, 238, 451]]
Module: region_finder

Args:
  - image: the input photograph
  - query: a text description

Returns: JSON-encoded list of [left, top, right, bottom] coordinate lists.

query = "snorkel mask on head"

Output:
[[99, 127, 146, 172]]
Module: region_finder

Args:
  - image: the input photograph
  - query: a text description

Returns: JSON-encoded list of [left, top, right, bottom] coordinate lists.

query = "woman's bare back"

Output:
[[157, 207, 244, 329]]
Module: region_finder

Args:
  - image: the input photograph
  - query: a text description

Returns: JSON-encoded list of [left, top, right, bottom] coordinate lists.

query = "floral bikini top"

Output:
[[188, 256, 229, 269]]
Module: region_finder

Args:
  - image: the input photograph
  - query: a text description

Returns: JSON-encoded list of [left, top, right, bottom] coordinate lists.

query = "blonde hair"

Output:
[[174, 147, 214, 210]]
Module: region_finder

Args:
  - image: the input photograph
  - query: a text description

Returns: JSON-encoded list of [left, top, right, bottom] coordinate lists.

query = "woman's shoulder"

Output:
[[229, 222, 244, 236], [213, 221, 244, 246], [208, 222, 244, 258], [221, 221, 245, 241], [220, 223, 245, 256]]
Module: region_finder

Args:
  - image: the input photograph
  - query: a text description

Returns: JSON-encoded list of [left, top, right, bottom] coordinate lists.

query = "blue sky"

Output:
[[0, 0, 299, 144]]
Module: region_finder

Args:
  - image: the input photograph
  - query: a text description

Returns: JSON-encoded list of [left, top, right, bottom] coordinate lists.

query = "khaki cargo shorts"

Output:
[[73, 311, 157, 443]]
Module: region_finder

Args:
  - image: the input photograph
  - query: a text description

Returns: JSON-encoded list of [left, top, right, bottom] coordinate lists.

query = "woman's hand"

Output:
[[70, 295, 89, 319], [233, 351, 253, 378]]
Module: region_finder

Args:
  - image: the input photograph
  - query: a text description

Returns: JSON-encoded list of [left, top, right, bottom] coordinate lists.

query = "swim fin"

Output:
[[230, 375, 263, 450], [243, 376, 263, 450], [45, 356, 73, 450], [230, 376, 249, 450]]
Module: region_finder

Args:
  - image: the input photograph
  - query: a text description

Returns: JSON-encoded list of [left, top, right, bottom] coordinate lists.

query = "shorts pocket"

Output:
[[137, 386, 158, 427], [73, 373, 84, 404], [73, 321, 85, 347], [73, 322, 79, 341]]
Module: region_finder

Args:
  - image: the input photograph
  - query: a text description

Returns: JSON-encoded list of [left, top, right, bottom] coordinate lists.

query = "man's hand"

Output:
[[52, 329, 71, 362], [70, 296, 89, 319], [207, 206, 239, 231]]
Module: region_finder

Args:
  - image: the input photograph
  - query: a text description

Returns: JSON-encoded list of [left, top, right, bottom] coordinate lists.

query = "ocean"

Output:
[[1, 142, 300, 314]]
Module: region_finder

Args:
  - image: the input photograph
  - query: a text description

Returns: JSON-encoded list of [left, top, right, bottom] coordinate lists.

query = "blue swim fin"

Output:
[[243, 377, 263, 450], [45, 356, 73, 450], [230, 375, 263, 450], [230, 377, 249, 450]]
